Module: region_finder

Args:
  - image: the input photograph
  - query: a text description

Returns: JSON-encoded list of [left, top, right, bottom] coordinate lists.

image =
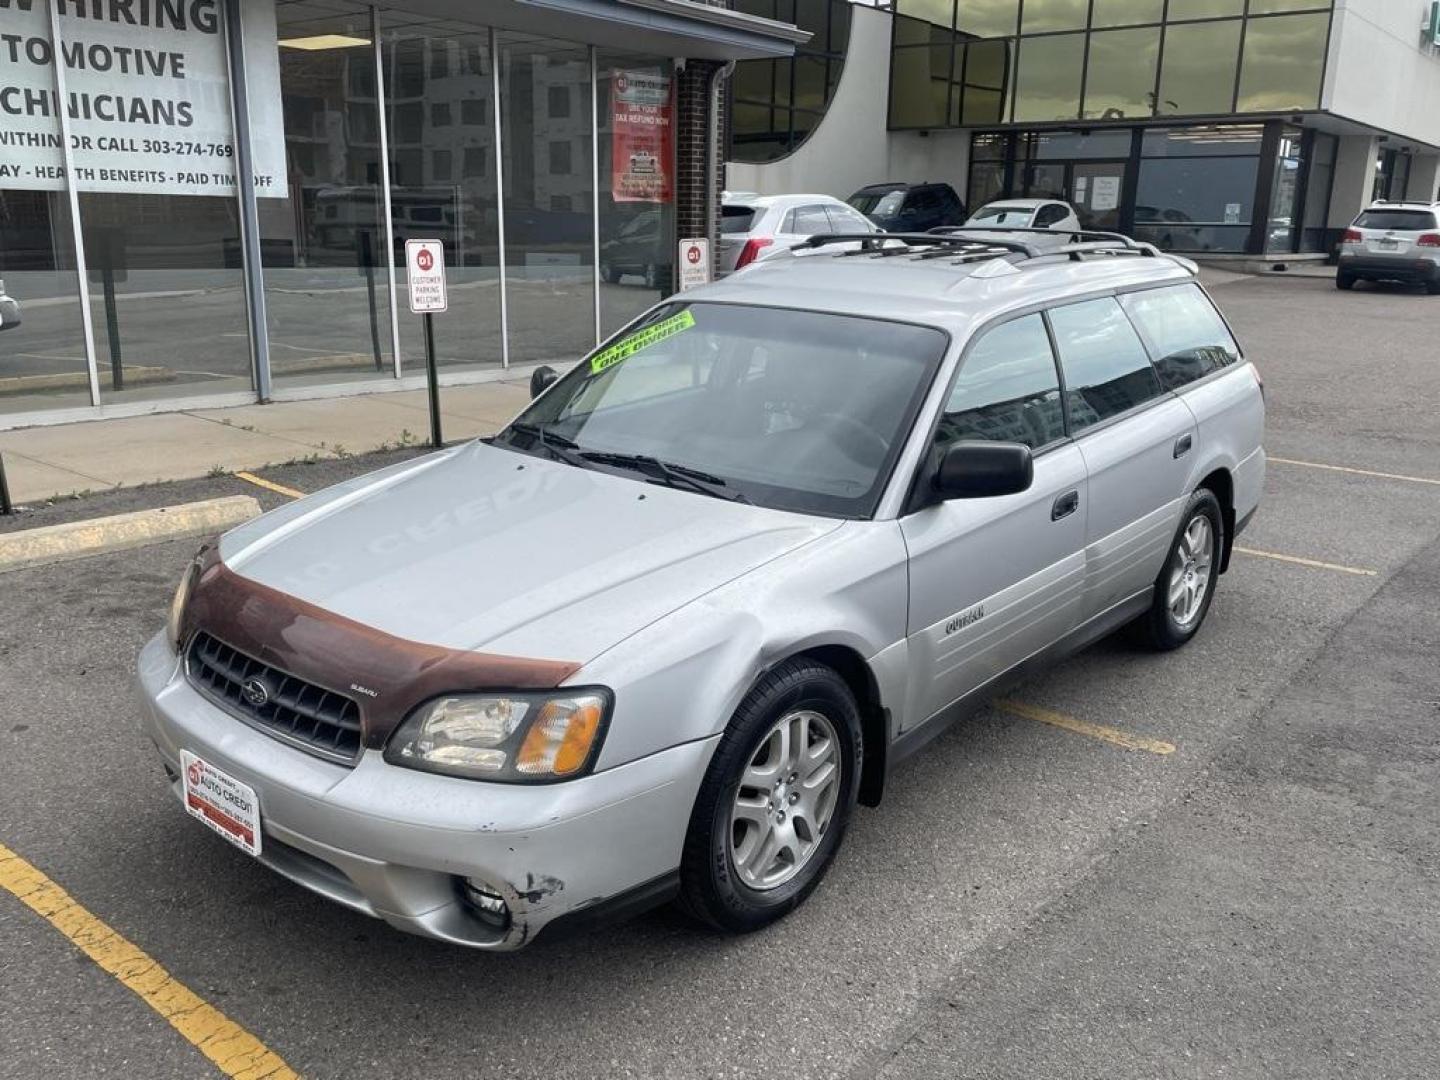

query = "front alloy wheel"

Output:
[[728, 709, 842, 891], [679, 659, 861, 932]]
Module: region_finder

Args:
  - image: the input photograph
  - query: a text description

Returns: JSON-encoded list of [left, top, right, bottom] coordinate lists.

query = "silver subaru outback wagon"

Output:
[[137, 229, 1264, 949]]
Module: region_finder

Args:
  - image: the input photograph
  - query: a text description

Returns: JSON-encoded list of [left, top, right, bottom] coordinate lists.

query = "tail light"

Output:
[[1418, 233, 1440, 247], [1341, 228, 1362, 244], [734, 237, 773, 269]]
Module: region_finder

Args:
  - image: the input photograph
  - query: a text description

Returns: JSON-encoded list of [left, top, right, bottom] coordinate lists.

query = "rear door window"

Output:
[[1121, 284, 1241, 390], [827, 205, 875, 233], [783, 204, 837, 236], [939, 314, 1066, 450], [1047, 298, 1163, 433], [1354, 209, 1437, 231], [722, 206, 756, 234]]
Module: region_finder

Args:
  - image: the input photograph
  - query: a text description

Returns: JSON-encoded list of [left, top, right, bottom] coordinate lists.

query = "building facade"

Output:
[[728, 0, 1440, 259], [0, 0, 801, 428]]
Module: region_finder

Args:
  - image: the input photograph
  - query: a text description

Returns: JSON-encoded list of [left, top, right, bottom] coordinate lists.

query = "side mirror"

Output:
[[933, 441, 1034, 500], [529, 365, 559, 400]]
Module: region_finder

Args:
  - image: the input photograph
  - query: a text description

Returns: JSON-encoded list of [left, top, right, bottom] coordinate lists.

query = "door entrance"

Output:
[[1022, 160, 1129, 231]]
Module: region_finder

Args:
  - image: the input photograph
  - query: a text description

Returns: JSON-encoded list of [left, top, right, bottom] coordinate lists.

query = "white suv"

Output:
[[1337, 202, 1440, 293]]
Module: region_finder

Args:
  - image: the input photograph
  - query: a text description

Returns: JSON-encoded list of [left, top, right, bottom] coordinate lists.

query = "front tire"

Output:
[[678, 659, 861, 933], [1129, 488, 1224, 651]]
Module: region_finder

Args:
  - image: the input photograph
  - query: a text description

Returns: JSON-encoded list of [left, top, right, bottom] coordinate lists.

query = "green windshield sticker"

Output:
[[589, 310, 696, 375]]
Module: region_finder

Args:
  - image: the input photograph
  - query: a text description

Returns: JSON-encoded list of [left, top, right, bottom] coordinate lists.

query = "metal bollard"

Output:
[[0, 450, 12, 515]]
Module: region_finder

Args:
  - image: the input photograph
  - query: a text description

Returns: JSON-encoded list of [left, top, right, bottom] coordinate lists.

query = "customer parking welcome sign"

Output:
[[0, 0, 286, 197]]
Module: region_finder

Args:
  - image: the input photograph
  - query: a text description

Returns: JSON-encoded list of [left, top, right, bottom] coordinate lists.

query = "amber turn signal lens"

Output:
[[516, 698, 604, 776]]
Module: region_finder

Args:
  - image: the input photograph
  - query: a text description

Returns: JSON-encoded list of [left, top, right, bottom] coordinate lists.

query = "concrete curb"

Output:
[[0, 495, 261, 574]]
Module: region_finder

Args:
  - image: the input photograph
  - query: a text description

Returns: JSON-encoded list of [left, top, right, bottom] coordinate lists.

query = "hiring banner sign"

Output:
[[0, 0, 286, 197], [611, 67, 672, 204]]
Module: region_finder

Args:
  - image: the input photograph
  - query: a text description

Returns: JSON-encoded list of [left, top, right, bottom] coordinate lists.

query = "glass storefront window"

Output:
[[0, 193, 90, 416], [1301, 132, 1336, 253], [1236, 14, 1328, 113], [264, 3, 394, 388], [1266, 127, 1305, 253], [1157, 20, 1242, 116], [598, 55, 676, 337], [1083, 28, 1159, 121], [1020, 0, 1089, 35], [499, 34, 594, 365], [1013, 33, 1084, 123], [1249, 0, 1328, 12], [1135, 156, 1260, 253], [896, 0, 954, 27], [383, 24, 502, 374]]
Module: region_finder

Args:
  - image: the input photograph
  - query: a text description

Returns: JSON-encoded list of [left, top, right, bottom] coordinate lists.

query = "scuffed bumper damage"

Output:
[[136, 633, 715, 949]]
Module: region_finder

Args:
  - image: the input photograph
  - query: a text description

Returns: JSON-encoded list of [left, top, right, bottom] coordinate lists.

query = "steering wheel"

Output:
[[815, 412, 891, 467]]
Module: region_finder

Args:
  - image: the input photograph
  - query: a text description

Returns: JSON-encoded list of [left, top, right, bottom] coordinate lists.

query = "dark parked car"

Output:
[[601, 209, 671, 289], [848, 182, 967, 233]]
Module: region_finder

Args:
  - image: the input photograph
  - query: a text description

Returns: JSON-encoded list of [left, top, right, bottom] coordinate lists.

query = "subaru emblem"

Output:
[[241, 677, 270, 708]]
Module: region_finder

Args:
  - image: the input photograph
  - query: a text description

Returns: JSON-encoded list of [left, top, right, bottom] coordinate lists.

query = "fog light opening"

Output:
[[460, 878, 512, 933]]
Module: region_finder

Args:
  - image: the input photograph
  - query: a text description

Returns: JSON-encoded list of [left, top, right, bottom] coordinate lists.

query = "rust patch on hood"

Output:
[[181, 551, 582, 750]]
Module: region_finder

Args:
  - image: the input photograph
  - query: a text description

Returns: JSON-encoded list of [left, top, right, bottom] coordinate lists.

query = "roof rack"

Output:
[[789, 227, 1162, 268]]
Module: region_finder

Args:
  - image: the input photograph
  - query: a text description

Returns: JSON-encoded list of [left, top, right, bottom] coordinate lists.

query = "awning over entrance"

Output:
[[388, 0, 809, 58]]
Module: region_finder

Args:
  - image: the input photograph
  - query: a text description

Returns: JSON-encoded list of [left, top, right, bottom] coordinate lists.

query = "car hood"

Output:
[[219, 441, 842, 665]]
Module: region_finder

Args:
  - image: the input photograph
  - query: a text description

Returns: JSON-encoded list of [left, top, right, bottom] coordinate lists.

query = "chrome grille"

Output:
[[185, 632, 362, 765]]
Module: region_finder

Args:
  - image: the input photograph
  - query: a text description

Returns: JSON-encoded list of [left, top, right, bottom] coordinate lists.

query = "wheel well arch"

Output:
[[790, 644, 888, 808], [1197, 466, 1236, 572]]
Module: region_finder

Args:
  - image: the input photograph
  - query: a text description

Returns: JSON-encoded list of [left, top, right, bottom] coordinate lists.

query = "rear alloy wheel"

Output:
[[679, 659, 861, 933], [1129, 488, 1224, 651]]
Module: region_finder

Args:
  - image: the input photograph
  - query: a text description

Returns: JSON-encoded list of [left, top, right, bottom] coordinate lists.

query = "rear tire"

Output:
[[1336, 271, 1357, 291], [1426, 276, 1440, 296], [678, 659, 861, 933], [1128, 488, 1224, 652]]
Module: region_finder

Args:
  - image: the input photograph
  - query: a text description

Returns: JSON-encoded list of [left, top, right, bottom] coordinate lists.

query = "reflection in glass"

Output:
[[1135, 156, 1260, 252], [1301, 133, 1337, 253], [1266, 127, 1305, 253], [1236, 14, 1328, 113], [1157, 20, 1241, 116], [896, 0, 954, 28], [499, 34, 595, 365], [0, 191, 92, 415], [1021, 0, 1089, 34], [598, 56, 676, 337], [1248, 0, 1327, 11], [958, 39, 1009, 126], [1167, 0, 1243, 18], [384, 28, 502, 374], [1013, 34, 1084, 123], [967, 162, 1006, 213], [1084, 29, 1159, 119], [889, 44, 951, 128], [1091, 0, 1163, 27], [265, 11, 395, 388], [955, 0, 1019, 38], [1141, 125, 1263, 157]]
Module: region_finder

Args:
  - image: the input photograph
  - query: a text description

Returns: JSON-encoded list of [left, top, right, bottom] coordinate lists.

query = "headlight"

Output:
[[166, 547, 207, 652], [384, 691, 610, 782]]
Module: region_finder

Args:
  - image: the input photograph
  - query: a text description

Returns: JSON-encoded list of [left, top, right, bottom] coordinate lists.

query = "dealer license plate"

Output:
[[181, 750, 262, 857], [1379, 239, 1399, 250]]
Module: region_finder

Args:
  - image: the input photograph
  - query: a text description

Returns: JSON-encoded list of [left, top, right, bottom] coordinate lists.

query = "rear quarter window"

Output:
[[1354, 210, 1437, 231], [722, 206, 756, 234], [1121, 284, 1241, 391]]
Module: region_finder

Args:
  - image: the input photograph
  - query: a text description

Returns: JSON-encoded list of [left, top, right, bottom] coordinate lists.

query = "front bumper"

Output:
[[0, 296, 19, 331], [1338, 254, 1440, 282], [136, 632, 716, 949]]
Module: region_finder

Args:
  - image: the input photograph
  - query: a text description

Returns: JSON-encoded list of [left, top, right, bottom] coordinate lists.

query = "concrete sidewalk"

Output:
[[0, 379, 531, 504]]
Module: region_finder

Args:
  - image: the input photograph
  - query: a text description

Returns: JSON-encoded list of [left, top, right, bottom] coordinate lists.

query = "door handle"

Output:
[[1051, 490, 1079, 521], [1174, 434, 1193, 459]]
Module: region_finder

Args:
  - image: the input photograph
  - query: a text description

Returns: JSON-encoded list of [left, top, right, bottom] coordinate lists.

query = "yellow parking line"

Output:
[[1235, 546, 1377, 577], [233, 471, 306, 500], [1269, 456, 1440, 488], [996, 700, 1176, 756], [0, 842, 299, 1080]]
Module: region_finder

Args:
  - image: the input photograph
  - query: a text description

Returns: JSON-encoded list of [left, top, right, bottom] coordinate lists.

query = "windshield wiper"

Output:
[[579, 451, 751, 504], [505, 421, 587, 466]]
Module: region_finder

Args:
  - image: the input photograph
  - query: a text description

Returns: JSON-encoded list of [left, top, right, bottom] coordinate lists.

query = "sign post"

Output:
[[678, 238, 711, 291], [405, 239, 449, 448]]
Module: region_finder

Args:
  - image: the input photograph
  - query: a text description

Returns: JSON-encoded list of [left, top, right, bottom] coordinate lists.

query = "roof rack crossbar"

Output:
[[783, 229, 1173, 273], [795, 231, 1044, 259], [928, 224, 1146, 250]]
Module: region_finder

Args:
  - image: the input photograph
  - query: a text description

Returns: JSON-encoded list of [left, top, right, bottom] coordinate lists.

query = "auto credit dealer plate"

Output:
[[181, 750, 262, 857]]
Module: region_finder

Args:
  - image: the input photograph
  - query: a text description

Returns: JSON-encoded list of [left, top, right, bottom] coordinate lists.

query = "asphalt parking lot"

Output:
[[2, 271, 1438, 1079]]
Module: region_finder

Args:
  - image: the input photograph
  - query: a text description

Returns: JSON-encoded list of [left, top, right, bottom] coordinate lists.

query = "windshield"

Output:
[[849, 190, 903, 216], [501, 303, 947, 517], [1354, 209, 1437, 231], [968, 205, 1035, 226]]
